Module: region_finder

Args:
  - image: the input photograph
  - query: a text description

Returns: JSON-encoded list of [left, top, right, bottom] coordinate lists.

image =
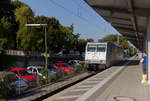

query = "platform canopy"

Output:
[[85, 0, 150, 49]]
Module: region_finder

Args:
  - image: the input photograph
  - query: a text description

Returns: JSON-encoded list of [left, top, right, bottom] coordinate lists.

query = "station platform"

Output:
[[44, 57, 150, 101], [94, 58, 150, 101]]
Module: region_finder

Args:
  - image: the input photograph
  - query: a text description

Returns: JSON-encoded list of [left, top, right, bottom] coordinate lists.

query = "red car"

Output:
[[54, 63, 75, 74], [9, 68, 36, 81]]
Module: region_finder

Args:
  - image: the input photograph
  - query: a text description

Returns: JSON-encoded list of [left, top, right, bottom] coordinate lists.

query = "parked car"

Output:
[[48, 64, 66, 78], [27, 66, 46, 79], [54, 63, 75, 74], [9, 68, 37, 87], [0, 72, 29, 92], [27, 65, 57, 80], [68, 60, 79, 65], [47, 69, 57, 80]]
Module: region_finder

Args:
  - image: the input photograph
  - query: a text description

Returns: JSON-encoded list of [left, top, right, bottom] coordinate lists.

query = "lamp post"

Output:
[[117, 33, 119, 44], [25, 24, 48, 82]]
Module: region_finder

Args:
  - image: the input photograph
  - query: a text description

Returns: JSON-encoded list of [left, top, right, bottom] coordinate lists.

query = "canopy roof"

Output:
[[85, 0, 150, 49]]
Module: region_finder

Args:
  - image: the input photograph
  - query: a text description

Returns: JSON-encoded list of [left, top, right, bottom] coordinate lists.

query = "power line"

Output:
[[71, 0, 93, 17], [47, 0, 110, 35], [47, 0, 88, 22], [71, 0, 110, 33]]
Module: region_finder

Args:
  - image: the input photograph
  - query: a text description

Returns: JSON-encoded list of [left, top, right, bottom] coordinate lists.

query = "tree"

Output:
[[100, 34, 129, 49], [0, 17, 16, 49], [35, 16, 79, 54], [75, 38, 94, 53], [0, 0, 19, 50], [129, 46, 136, 56], [0, 0, 11, 19], [0, 0, 94, 56], [35, 16, 64, 54], [15, 4, 35, 51], [62, 24, 77, 50]]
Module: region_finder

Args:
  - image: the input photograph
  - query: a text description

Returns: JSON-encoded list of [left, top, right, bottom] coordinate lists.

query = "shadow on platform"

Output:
[[114, 60, 140, 66]]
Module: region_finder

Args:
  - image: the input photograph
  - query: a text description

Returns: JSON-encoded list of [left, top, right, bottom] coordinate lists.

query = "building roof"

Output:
[[85, 0, 150, 49]]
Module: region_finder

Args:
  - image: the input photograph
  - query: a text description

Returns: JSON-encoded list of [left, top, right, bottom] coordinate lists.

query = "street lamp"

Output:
[[25, 24, 48, 82], [117, 33, 119, 44]]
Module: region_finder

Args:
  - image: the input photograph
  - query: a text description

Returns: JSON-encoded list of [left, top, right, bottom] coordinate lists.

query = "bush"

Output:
[[36, 69, 55, 86], [47, 76, 55, 83], [73, 63, 81, 73], [36, 69, 47, 86], [78, 62, 86, 72], [70, 62, 86, 76], [0, 72, 16, 99]]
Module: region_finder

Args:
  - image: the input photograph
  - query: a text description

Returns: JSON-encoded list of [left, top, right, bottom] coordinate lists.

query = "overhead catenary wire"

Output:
[[71, 0, 94, 17], [48, 0, 88, 22], [71, 0, 111, 34], [47, 0, 111, 35]]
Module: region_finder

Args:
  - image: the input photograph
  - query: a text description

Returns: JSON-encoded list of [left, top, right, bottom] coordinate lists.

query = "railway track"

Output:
[[43, 59, 132, 101], [11, 60, 129, 101], [11, 72, 96, 101]]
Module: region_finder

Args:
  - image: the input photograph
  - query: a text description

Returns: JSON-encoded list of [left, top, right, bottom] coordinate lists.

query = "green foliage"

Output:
[[47, 76, 54, 83], [101, 34, 129, 49], [0, 38, 7, 50], [129, 46, 136, 56], [66, 62, 86, 78], [15, 4, 36, 51], [0, 0, 11, 19], [36, 69, 46, 86], [72, 63, 82, 73], [12, 0, 24, 9], [71, 62, 86, 74], [75, 38, 93, 53], [0, 0, 21, 50], [0, 17, 16, 49], [37, 69, 55, 86], [0, 72, 16, 99], [0, 0, 94, 55], [79, 62, 86, 72], [15, 4, 34, 26]]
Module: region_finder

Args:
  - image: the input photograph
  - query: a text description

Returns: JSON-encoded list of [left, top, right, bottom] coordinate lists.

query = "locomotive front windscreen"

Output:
[[97, 44, 106, 52], [87, 44, 97, 52], [87, 44, 106, 52]]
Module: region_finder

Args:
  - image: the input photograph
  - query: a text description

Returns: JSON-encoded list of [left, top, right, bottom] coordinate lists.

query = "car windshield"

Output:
[[19, 70, 32, 76]]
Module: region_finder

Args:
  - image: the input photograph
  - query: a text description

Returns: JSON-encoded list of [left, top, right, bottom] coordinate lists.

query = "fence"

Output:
[[5, 50, 49, 57]]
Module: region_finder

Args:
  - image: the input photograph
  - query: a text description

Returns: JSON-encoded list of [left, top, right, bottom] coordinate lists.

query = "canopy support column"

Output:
[[147, 16, 150, 85]]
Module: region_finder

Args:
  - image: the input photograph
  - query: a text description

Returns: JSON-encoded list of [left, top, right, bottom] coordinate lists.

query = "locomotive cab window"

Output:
[[97, 47, 105, 52], [87, 44, 96, 52], [97, 44, 106, 52]]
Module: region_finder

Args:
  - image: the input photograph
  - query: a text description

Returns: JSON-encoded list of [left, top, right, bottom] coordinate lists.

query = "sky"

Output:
[[20, 0, 119, 42]]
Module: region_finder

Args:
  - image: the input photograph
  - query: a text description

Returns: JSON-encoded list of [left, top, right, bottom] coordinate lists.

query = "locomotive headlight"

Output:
[[100, 60, 103, 63], [100, 60, 105, 64]]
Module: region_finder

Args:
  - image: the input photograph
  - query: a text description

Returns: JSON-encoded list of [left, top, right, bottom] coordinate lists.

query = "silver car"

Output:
[[0, 72, 29, 92], [27, 66, 57, 80]]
